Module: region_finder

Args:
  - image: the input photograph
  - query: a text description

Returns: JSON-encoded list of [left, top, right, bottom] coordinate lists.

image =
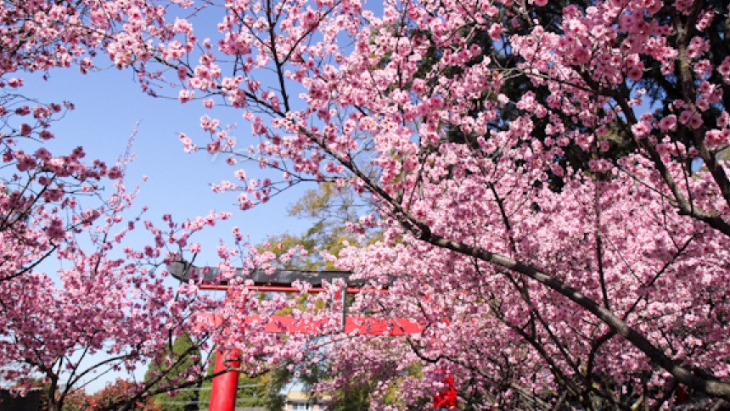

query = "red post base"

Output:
[[433, 374, 457, 409], [209, 349, 240, 411]]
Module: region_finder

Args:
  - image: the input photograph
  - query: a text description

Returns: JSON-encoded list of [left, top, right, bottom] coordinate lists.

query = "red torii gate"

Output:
[[167, 261, 454, 411]]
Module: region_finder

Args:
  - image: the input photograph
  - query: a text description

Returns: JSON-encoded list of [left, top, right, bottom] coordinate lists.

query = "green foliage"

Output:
[[263, 361, 325, 410], [324, 381, 372, 411], [143, 334, 200, 411], [257, 182, 374, 270]]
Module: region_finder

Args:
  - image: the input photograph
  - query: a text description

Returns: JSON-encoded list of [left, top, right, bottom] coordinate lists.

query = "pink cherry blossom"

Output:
[[5, 0, 730, 408]]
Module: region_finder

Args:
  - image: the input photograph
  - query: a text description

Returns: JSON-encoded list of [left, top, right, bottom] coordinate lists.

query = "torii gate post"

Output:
[[208, 347, 241, 411], [207, 289, 245, 411]]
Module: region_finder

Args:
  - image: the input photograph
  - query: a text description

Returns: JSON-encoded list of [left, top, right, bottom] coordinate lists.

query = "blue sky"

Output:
[[22, 65, 314, 264]]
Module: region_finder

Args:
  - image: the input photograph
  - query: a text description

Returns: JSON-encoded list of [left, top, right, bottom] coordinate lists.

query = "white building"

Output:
[[285, 390, 329, 411]]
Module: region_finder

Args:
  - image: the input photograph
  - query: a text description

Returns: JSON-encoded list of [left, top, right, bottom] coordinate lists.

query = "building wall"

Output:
[[284, 391, 328, 411]]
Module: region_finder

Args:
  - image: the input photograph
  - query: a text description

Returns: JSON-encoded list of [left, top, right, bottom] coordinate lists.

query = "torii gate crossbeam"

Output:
[[166, 262, 441, 411]]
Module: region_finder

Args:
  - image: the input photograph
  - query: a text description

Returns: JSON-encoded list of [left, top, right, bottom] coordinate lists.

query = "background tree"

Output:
[[61, 388, 93, 411], [257, 182, 372, 270], [144, 333, 201, 411], [89, 379, 158, 411]]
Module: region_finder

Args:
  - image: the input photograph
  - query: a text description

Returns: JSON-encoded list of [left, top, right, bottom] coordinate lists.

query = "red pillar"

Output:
[[433, 374, 457, 409], [209, 288, 248, 411], [208, 349, 241, 411]]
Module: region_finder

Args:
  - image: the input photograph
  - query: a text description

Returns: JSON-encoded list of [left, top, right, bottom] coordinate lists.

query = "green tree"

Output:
[[144, 334, 201, 411], [257, 182, 375, 270], [262, 361, 326, 411]]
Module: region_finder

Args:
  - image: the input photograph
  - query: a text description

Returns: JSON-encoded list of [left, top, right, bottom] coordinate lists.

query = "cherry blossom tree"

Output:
[[0, 141, 231, 410], [0, 2, 241, 410], [6, 0, 730, 408], [98, 0, 730, 407]]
